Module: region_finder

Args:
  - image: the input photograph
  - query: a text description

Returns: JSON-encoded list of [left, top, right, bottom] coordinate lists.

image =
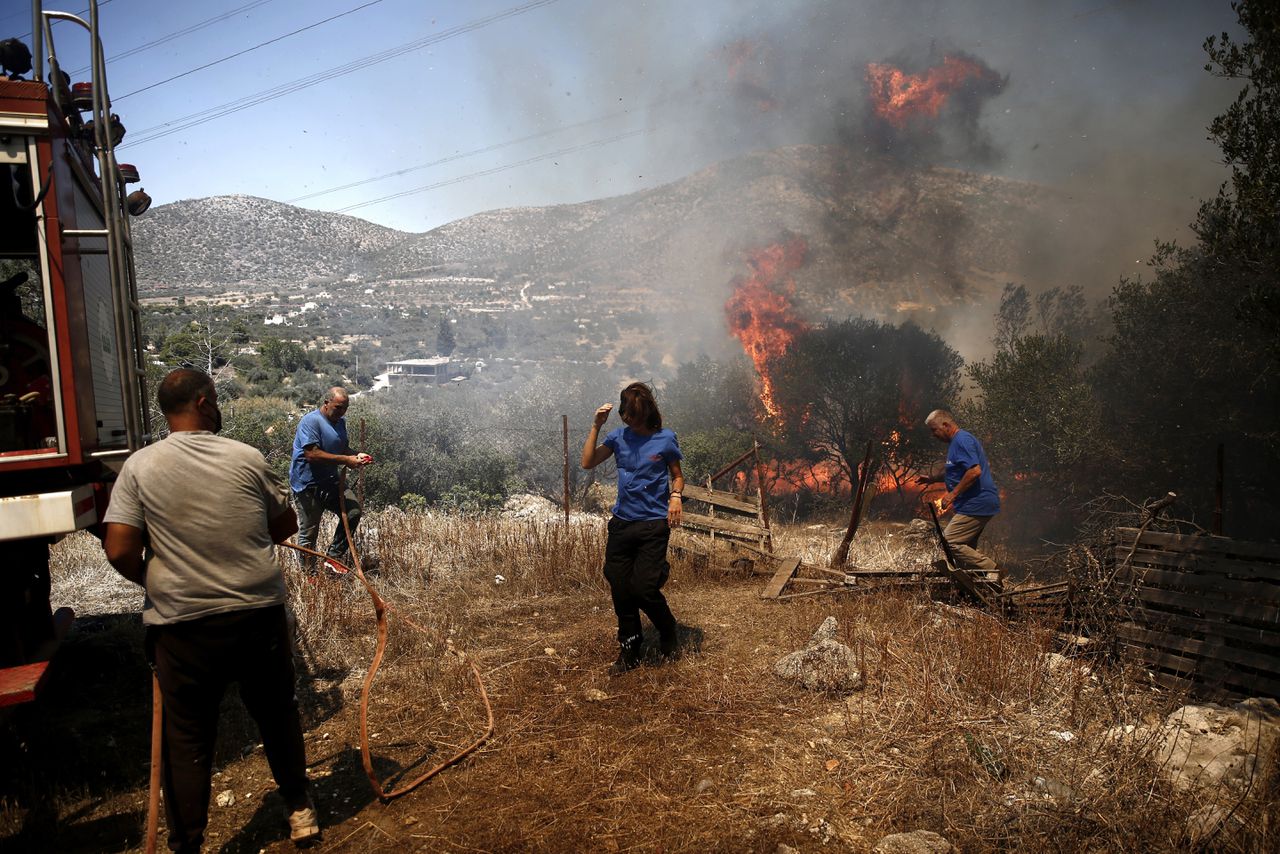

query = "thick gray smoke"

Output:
[[473, 0, 1238, 364]]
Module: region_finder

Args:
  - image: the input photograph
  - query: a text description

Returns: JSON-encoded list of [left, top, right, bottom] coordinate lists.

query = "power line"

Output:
[[116, 0, 386, 100], [332, 127, 649, 214], [69, 0, 279, 77], [7, 1, 116, 39], [118, 0, 560, 149], [286, 101, 663, 204]]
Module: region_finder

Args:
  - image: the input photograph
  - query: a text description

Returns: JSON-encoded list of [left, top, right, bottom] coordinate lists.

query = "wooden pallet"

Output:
[[680, 483, 772, 552], [998, 581, 1070, 620], [1112, 527, 1280, 699], [757, 555, 998, 601]]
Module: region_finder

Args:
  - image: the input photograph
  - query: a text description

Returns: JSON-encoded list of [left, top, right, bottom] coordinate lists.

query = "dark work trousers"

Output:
[[147, 605, 308, 854], [294, 484, 362, 561], [602, 516, 677, 647]]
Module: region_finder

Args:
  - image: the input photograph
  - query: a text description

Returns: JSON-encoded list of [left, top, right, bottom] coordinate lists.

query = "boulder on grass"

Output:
[[872, 829, 956, 854], [773, 617, 863, 693], [1156, 697, 1280, 793]]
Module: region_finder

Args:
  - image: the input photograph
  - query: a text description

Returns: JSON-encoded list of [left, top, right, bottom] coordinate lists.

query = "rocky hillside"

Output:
[[131, 195, 410, 290], [132, 146, 1119, 327]]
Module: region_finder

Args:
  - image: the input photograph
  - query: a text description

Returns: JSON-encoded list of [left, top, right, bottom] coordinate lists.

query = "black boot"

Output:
[[609, 633, 642, 676], [659, 628, 680, 662]]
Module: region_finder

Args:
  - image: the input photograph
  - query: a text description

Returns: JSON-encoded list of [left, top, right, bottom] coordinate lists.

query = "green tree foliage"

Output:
[[1198, 0, 1280, 341], [437, 315, 457, 356], [259, 337, 308, 373], [678, 427, 757, 484], [993, 284, 1099, 358], [159, 329, 224, 371], [967, 333, 1106, 506], [661, 354, 757, 435], [771, 319, 963, 489], [1094, 244, 1278, 528], [218, 396, 297, 475], [1089, 3, 1280, 534]]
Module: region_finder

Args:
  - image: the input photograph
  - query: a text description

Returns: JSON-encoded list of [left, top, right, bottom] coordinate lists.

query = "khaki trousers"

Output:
[[942, 513, 998, 574]]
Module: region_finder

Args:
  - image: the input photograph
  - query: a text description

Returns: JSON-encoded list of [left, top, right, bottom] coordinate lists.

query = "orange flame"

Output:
[[865, 54, 1000, 128], [725, 238, 809, 418], [760, 458, 847, 496]]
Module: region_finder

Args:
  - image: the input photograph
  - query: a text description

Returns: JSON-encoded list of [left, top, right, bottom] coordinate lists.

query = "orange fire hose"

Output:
[[144, 672, 162, 854], [280, 467, 494, 800], [143, 468, 494, 847]]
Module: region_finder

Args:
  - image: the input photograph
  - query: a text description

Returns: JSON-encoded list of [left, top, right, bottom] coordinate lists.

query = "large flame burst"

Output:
[[865, 54, 1001, 128], [724, 237, 810, 418]]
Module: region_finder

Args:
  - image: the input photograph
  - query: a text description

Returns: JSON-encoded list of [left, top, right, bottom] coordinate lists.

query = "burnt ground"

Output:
[[0, 531, 1211, 853], [4, 580, 871, 853]]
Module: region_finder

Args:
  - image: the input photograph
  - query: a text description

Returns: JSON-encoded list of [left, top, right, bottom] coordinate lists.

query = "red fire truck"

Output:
[[0, 1, 150, 705]]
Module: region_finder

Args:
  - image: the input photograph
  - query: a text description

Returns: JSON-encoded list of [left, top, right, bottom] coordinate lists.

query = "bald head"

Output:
[[319, 386, 350, 423]]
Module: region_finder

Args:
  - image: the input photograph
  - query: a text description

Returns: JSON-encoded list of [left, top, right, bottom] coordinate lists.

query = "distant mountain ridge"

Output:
[[132, 195, 410, 289], [133, 145, 1117, 327]]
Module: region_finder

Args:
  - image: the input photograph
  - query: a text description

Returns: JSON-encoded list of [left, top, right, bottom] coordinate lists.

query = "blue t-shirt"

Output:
[[289, 409, 349, 493], [603, 426, 683, 521], [945, 429, 1000, 516]]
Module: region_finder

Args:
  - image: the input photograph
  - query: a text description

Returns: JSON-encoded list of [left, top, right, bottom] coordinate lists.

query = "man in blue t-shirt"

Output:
[[289, 387, 372, 571], [917, 409, 1001, 576]]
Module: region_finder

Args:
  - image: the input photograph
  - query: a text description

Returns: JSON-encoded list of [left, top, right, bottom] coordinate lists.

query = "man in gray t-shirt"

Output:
[[104, 369, 319, 850]]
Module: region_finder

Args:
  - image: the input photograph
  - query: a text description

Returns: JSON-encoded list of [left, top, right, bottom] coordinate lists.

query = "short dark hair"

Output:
[[157, 368, 214, 415], [619, 381, 662, 431], [321, 386, 349, 406]]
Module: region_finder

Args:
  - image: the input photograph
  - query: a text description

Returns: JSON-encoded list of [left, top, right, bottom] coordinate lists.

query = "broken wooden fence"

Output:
[[678, 440, 773, 555], [1113, 527, 1280, 699]]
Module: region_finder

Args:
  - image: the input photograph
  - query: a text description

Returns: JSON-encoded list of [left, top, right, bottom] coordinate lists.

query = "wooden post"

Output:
[[1213, 442, 1224, 536], [831, 441, 874, 567], [562, 414, 570, 524], [752, 436, 773, 553], [358, 417, 366, 509]]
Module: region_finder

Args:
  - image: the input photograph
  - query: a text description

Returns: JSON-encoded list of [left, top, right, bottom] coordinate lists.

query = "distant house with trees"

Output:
[[385, 356, 452, 386]]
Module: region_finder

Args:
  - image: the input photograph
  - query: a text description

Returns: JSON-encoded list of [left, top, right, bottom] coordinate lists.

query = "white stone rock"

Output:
[[1156, 698, 1280, 792], [215, 790, 235, 808], [811, 616, 839, 644], [872, 829, 957, 854], [774, 618, 863, 693]]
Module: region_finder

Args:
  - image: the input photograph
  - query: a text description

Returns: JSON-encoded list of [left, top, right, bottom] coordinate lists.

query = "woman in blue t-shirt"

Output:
[[581, 382, 685, 675]]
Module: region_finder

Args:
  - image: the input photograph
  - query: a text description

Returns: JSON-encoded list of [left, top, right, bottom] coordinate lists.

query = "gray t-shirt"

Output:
[[104, 431, 291, 626]]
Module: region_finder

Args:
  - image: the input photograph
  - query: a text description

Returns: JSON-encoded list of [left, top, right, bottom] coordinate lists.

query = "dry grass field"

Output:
[[1, 511, 1273, 852]]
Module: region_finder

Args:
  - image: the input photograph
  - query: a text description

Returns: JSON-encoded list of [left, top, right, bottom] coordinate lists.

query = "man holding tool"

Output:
[[103, 368, 319, 851], [289, 386, 372, 574], [916, 408, 1001, 576]]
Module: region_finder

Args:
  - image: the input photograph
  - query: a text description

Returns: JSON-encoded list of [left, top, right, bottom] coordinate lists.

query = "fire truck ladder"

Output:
[[38, 1, 150, 450]]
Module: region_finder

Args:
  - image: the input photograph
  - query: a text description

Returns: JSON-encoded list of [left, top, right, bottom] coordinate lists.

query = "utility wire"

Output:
[[118, 0, 559, 149], [116, 0, 386, 100], [332, 127, 649, 214], [7, 1, 115, 39], [287, 99, 669, 204], [69, 0, 279, 76]]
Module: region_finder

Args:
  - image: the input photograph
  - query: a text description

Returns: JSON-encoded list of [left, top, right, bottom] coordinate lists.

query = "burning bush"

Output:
[[767, 318, 962, 504]]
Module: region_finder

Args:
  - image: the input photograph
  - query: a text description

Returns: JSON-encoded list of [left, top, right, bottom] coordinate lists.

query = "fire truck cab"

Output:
[[0, 1, 149, 705]]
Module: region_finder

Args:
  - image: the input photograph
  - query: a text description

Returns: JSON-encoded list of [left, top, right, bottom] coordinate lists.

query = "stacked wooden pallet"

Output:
[[1113, 527, 1280, 699]]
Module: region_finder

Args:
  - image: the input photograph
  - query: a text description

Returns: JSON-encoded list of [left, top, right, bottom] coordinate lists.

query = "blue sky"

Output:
[[3, 0, 1245, 237]]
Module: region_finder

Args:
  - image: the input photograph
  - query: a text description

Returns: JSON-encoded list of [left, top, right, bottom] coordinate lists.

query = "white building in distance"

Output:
[[385, 356, 452, 386]]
